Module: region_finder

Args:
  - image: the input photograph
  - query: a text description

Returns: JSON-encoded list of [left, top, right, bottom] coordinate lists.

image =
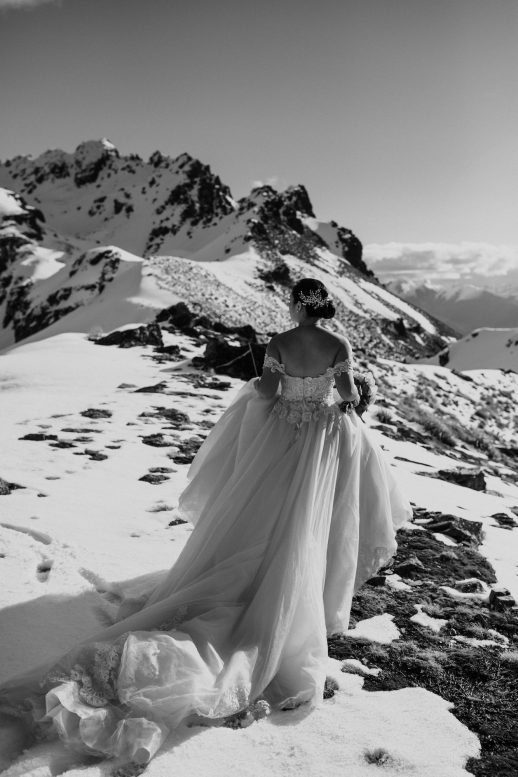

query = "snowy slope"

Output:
[[7, 333, 518, 776], [420, 327, 518, 371], [0, 189, 180, 351]]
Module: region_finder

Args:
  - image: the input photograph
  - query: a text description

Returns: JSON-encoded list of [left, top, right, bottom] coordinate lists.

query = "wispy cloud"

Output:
[[250, 176, 286, 191], [0, 0, 62, 10], [364, 242, 518, 290]]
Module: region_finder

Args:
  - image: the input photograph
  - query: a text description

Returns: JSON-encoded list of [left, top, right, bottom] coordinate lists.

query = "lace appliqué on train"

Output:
[[156, 603, 189, 633], [204, 683, 251, 719], [43, 637, 126, 708]]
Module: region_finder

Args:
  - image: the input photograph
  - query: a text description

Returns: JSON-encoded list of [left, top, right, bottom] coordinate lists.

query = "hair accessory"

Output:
[[298, 288, 330, 307]]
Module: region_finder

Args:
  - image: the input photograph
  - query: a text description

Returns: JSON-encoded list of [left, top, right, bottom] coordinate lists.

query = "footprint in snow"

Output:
[[36, 559, 53, 581]]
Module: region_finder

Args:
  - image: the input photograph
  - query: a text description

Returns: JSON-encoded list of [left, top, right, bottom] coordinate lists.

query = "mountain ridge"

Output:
[[0, 139, 451, 358]]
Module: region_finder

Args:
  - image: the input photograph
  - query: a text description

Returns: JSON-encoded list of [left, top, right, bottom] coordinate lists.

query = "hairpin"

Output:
[[298, 288, 330, 307]]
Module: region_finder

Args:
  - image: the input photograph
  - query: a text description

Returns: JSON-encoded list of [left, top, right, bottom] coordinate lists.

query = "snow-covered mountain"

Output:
[[0, 140, 450, 358], [388, 279, 518, 336], [420, 326, 518, 372], [2, 142, 518, 777]]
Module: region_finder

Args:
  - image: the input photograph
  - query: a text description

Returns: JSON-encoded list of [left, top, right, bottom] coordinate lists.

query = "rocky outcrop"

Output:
[[436, 468, 487, 491], [95, 323, 163, 348]]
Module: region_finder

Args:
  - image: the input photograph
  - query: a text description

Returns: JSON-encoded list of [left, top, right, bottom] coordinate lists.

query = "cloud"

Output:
[[250, 176, 285, 191], [0, 0, 62, 9], [363, 242, 518, 290]]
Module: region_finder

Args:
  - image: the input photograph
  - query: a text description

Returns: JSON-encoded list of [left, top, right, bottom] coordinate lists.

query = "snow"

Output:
[[0, 188, 24, 217], [340, 658, 381, 677], [19, 246, 67, 281], [359, 280, 438, 334], [344, 613, 401, 644], [419, 327, 518, 371], [409, 604, 448, 633], [0, 334, 483, 776], [372, 430, 518, 601], [2, 662, 480, 777]]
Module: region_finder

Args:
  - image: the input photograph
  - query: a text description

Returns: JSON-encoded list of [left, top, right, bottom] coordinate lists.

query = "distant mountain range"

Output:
[[387, 279, 518, 336], [0, 139, 449, 360]]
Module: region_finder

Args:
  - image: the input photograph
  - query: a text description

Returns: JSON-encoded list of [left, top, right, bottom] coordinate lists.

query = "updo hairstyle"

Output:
[[291, 277, 336, 320]]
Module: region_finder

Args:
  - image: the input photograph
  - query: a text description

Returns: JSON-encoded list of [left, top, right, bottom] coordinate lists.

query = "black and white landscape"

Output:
[[1, 138, 518, 776]]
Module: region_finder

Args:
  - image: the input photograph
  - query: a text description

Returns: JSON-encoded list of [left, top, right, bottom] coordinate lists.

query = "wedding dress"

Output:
[[0, 353, 412, 766]]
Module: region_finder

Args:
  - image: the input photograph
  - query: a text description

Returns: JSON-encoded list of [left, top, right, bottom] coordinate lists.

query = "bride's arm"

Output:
[[333, 338, 361, 403], [254, 339, 282, 398]]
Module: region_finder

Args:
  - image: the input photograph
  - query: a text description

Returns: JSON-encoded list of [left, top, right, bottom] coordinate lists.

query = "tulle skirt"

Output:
[[0, 379, 412, 764]]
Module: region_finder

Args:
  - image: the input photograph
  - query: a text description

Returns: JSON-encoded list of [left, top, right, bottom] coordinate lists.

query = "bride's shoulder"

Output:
[[321, 329, 353, 355], [326, 333, 354, 369]]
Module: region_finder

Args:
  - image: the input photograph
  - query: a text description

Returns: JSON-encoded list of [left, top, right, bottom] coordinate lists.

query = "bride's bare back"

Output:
[[270, 326, 350, 377]]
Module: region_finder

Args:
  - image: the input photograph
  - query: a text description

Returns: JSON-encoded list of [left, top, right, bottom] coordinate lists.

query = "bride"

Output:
[[0, 277, 412, 771]]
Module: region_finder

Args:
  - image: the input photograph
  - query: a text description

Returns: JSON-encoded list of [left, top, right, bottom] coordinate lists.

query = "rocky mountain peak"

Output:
[[282, 184, 315, 217], [72, 138, 120, 187]]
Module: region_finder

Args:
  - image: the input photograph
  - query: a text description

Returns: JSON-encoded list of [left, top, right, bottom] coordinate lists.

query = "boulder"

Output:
[[95, 323, 163, 348], [436, 468, 486, 491], [393, 555, 425, 579], [488, 589, 516, 612], [202, 338, 266, 380], [490, 512, 518, 529], [425, 515, 483, 545]]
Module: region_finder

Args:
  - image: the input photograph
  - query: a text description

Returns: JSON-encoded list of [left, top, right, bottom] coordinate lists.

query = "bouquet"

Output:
[[339, 370, 377, 420]]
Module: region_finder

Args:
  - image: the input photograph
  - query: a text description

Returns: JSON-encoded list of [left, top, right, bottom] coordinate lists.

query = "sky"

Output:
[[0, 0, 517, 249]]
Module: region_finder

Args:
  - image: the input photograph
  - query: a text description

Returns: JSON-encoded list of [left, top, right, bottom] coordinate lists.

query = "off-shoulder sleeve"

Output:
[[263, 354, 286, 374], [332, 358, 354, 374]]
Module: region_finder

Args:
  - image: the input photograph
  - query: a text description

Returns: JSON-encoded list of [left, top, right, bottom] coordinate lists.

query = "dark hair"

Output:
[[291, 277, 336, 320]]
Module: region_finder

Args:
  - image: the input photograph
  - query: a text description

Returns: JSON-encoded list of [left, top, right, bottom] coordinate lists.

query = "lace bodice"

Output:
[[262, 354, 353, 430], [263, 354, 352, 402]]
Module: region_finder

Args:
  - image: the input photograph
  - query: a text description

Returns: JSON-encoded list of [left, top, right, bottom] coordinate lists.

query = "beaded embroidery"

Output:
[[262, 354, 354, 432], [263, 354, 353, 376]]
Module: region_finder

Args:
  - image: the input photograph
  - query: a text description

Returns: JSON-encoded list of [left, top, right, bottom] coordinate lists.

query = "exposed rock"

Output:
[[436, 468, 487, 491], [85, 449, 108, 461], [154, 344, 182, 358], [172, 436, 205, 464], [202, 338, 266, 380], [141, 434, 174, 447], [19, 433, 58, 441], [139, 473, 170, 484], [424, 514, 483, 546], [80, 408, 112, 419], [95, 323, 163, 348], [393, 555, 425, 579], [488, 589, 516, 612], [133, 382, 169, 394], [490, 512, 518, 529], [148, 466, 174, 473], [138, 407, 190, 427], [0, 477, 25, 494], [168, 517, 188, 526], [365, 575, 387, 587], [61, 427, 102, 433]]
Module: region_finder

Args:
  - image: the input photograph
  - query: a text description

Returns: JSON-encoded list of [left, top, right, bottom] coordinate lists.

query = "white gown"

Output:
[[0, 354, 412, 765]]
